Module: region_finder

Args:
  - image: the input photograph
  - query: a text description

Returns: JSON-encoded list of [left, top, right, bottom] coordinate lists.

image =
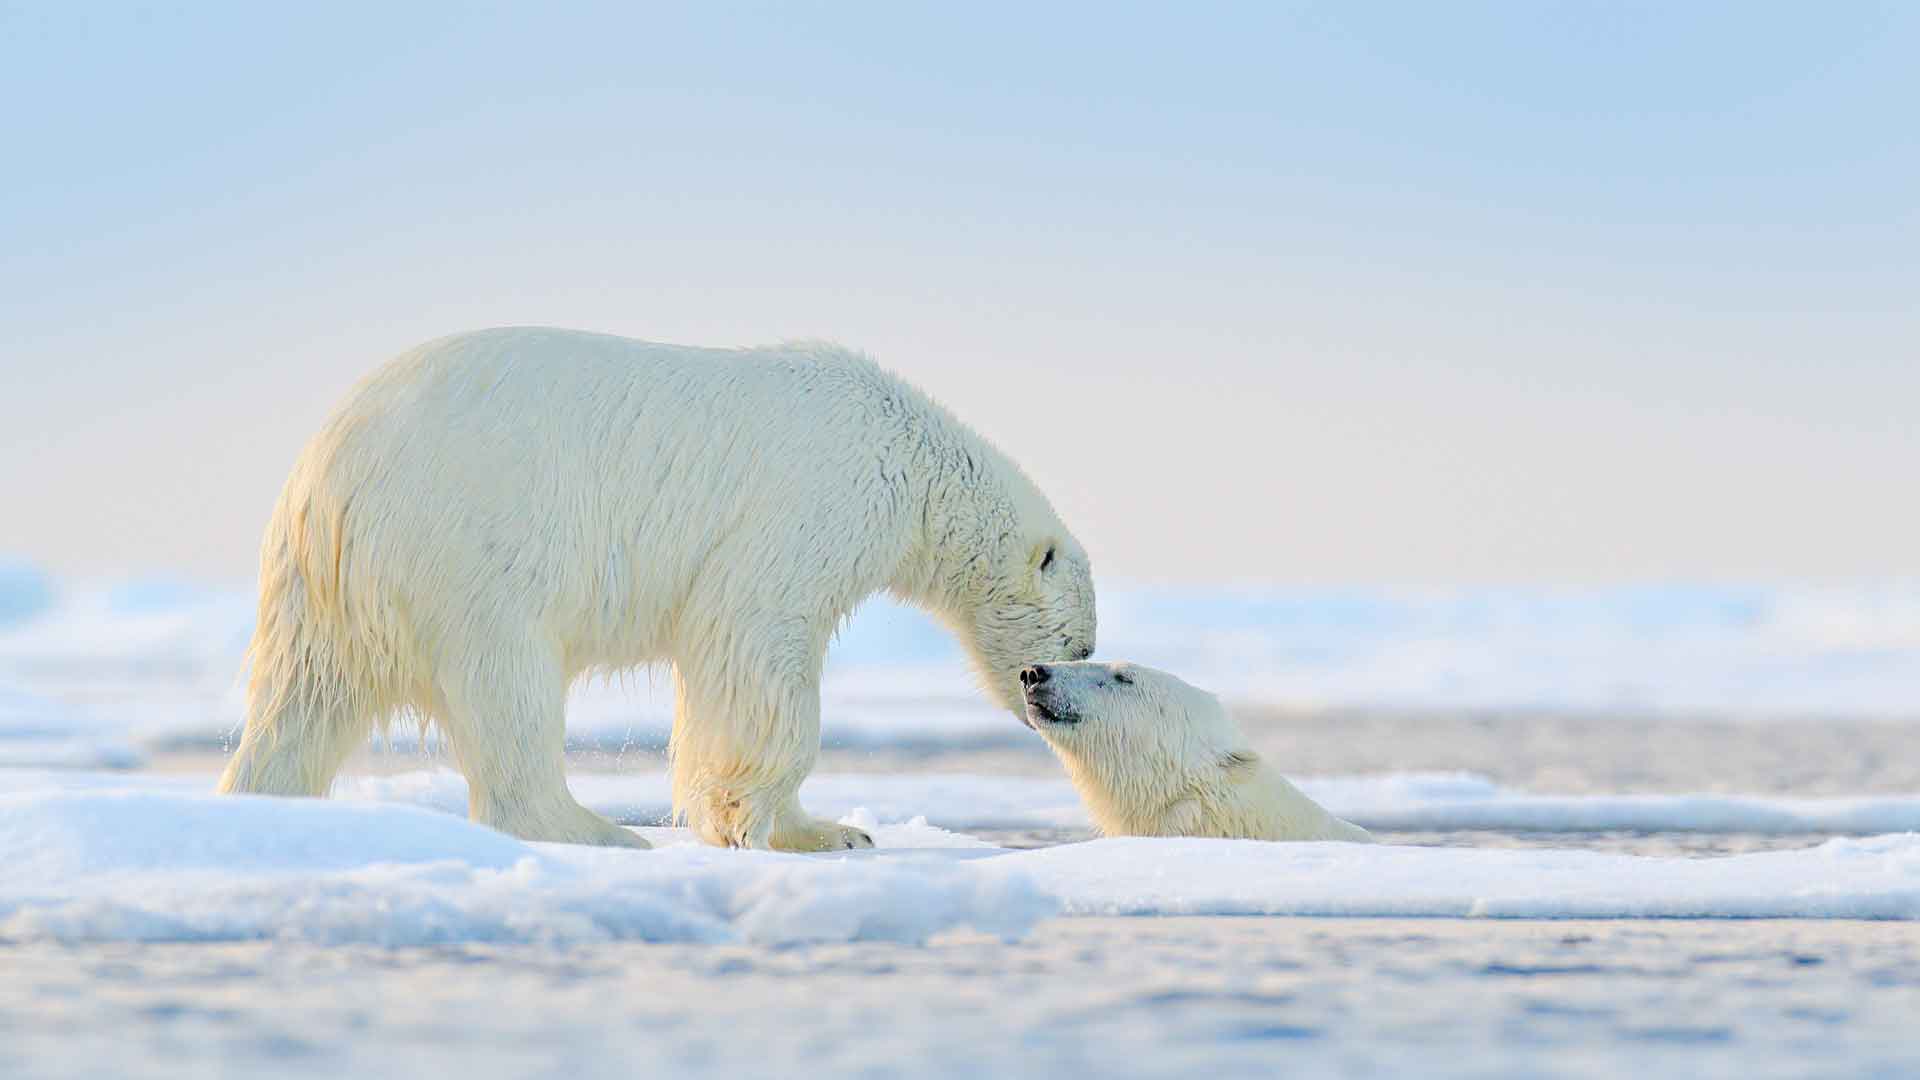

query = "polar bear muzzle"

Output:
[[1018, 664, 1082, 728]]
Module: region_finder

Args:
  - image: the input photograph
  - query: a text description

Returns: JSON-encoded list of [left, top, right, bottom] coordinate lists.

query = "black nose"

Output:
[[1020, 664, 1049, 689]]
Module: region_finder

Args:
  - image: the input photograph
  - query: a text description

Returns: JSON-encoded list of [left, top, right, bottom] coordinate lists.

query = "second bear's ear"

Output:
[[1220, 749, 1260, 776]]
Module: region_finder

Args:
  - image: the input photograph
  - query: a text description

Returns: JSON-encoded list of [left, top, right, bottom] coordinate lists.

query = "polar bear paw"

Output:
[[771, 817, 875, 852]]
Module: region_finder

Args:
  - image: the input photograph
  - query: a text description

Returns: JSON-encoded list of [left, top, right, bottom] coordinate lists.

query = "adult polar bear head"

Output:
[[918, 470, 1096, 716], [1018, 661, 1372, 844]]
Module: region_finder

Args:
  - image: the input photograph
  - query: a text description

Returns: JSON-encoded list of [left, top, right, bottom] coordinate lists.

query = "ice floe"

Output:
[[3, 777, 1919, 947], [9, 767, 1920, 837]]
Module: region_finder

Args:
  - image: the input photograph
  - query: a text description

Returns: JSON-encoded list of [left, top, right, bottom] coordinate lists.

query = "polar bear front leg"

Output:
[[769, 794, 875, 851], [668, 637, 871, 852]]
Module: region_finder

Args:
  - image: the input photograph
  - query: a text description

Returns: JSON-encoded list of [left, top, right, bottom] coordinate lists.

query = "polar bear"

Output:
[[217, 327, 1096, 851], [1019, 661, 1371, 843]]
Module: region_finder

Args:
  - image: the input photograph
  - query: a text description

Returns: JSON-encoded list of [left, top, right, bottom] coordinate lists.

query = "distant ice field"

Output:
[[3, 568, 1919, 769]]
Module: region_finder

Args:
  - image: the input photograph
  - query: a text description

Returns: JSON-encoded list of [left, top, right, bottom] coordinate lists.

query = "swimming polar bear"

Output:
[[217, 327, 1096, 851], [1019, 661, 1371, 843]]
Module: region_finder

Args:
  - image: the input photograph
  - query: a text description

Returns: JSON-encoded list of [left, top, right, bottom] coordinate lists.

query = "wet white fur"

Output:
[[217, 327, 1095, 850], [1024, 662, 1371, 843]]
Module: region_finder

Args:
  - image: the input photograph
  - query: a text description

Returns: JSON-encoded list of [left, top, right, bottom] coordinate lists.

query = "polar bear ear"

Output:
[[1220, 749, 1260, 776]]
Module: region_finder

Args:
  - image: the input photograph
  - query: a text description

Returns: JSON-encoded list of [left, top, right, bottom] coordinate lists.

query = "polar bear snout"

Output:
[[1020, 666, 1080, 727]]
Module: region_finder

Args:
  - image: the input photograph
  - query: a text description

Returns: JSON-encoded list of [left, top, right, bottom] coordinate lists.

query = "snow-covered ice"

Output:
[[1312, 772, 1920, 836], [0, 788, 1049, 947], [4, 771, 1919, 949], [342, 769, 1920, 838], [10, 766, 1920, 837], [1016, 834, 1920, 920]]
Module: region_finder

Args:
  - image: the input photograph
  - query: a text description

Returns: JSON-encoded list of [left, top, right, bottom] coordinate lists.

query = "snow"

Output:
[[335, 769, 1090, 831], [1010, 835, 1920, 919], [1309, 772, 1920, 836], [9, 766, 1920, 837], [346, 770, 1920, 838], [0, 790, 1048, 947], [3, 790, 531, 880], [3, 772, 1919, 948]]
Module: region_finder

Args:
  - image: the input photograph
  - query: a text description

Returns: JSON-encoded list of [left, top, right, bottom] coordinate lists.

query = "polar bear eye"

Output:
[[1112, 670, 1133, 685], [1039, 546, 1056, 572]]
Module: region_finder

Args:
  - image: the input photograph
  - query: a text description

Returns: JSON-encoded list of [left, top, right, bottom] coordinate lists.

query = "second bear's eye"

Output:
[[1039, 546, 1055, 572], [1112, 670, 1133, 685]]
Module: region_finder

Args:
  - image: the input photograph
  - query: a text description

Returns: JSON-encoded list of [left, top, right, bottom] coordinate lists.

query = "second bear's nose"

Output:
[[1020, 665, 1050, 689]]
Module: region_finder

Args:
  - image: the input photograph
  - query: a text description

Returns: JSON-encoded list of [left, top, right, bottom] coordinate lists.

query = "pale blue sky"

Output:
[[2, 2, 1915, 584]]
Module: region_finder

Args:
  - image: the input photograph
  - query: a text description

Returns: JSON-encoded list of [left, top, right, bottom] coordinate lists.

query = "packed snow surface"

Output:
[[4, 774, 1919, 948], [1018, 834, 1920, 920], [10, 767, 1920, 837], [352, 770, 1920, 837], [0, 789, 1046, 947]]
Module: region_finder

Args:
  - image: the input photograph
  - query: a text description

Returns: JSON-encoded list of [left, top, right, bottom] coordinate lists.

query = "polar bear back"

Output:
[[279, 327, 923, 667]]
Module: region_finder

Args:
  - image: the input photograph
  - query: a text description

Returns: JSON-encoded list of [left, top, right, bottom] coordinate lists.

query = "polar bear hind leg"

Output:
[[218, 594, 378, 798], [435, 629, 649, 848], [217, 670, 372, 798]]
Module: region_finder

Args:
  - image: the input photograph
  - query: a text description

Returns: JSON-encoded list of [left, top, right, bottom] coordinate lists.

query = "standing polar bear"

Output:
[[218, 327, 1096, 851]]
